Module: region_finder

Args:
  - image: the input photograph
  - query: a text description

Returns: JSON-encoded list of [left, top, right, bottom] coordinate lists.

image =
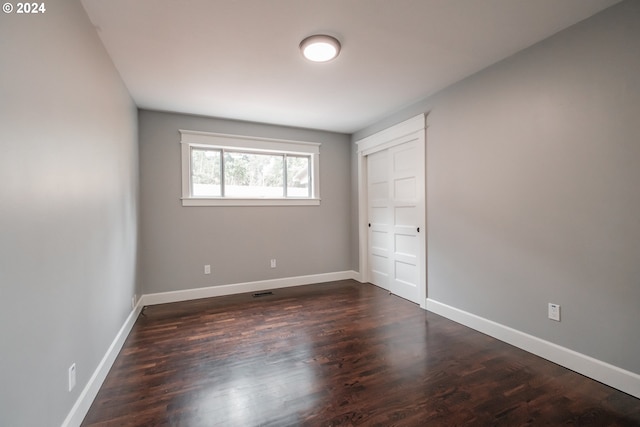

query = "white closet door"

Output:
[[388, 140, 424, 303], [367, 149, 391, 290], [367, 139, 424, 304]]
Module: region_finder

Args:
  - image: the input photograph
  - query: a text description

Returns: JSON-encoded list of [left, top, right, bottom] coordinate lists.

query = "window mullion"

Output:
[[308, 155, 312, 198], [283, 154, 288, 198], [220, 149, 226, 197], [189, 147, 194, 197]]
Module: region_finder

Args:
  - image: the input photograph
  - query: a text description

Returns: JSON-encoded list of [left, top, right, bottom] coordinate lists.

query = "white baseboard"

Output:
[[61, 302, 144, 427], [426, 298, 640, 399], [353, 271, 365, 283], [141, 270, 359, 306]]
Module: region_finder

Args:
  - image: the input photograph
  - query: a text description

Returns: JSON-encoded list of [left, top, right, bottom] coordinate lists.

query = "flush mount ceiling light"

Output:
[[300, 35, 341, 62]]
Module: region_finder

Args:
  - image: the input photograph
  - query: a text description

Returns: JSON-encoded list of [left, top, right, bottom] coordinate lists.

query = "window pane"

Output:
[[224, 151, 284, 197], [191, 148, 221, 196], [287, 155, 311, 197]]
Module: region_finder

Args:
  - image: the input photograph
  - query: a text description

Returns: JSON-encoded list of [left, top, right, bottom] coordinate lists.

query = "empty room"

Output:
[[1, 0, 639, 426]]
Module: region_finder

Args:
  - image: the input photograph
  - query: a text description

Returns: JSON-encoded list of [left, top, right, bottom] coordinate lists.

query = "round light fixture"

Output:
[[300, 35, 341, 62]]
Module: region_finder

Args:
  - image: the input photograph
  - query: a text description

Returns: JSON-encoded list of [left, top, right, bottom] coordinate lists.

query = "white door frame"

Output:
[[356, 114, 427, 308]]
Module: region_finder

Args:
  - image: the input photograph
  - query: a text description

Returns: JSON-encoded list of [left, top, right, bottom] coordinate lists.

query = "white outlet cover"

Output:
[[548, 303, 561, 321], [204, 265, 211, 274]]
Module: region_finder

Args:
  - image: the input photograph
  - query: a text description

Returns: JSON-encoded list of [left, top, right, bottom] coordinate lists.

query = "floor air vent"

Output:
[[252, 291, 274, 298]]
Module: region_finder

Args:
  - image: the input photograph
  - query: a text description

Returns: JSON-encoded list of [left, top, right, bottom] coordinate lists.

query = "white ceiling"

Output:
[[81, 0, 620, 134]]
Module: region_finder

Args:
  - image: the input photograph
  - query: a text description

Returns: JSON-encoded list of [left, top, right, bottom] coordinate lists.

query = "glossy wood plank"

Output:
[[82, 280, 640, 426]]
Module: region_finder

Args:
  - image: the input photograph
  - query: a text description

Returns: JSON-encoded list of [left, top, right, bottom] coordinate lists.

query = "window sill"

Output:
[[181, 198, 321, 207]]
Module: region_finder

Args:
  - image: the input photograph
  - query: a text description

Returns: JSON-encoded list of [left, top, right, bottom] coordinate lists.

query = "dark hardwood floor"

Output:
[[82, 280, 640, 426]]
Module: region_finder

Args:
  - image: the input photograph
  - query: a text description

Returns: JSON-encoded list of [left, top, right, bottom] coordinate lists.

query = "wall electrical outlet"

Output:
[[131, 294, 136, 309], [68, 363, 76, 392], [270, 259, 277, 268], [548, 303, 561, 322], [204, 264, 211, 275]]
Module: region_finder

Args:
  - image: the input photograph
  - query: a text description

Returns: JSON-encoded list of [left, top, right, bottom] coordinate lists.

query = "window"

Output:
[[180, 130, 320, 206]]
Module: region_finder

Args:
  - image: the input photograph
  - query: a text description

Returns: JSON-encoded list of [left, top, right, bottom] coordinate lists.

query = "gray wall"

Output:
[[354, 0, 640, 374], [350, 130, 360, 272], [139, 111, 352, 294], [0, 2, 139, 426]]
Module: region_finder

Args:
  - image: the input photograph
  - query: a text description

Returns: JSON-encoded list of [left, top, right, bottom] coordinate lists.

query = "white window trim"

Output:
[[180, 129, 321, 206]]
